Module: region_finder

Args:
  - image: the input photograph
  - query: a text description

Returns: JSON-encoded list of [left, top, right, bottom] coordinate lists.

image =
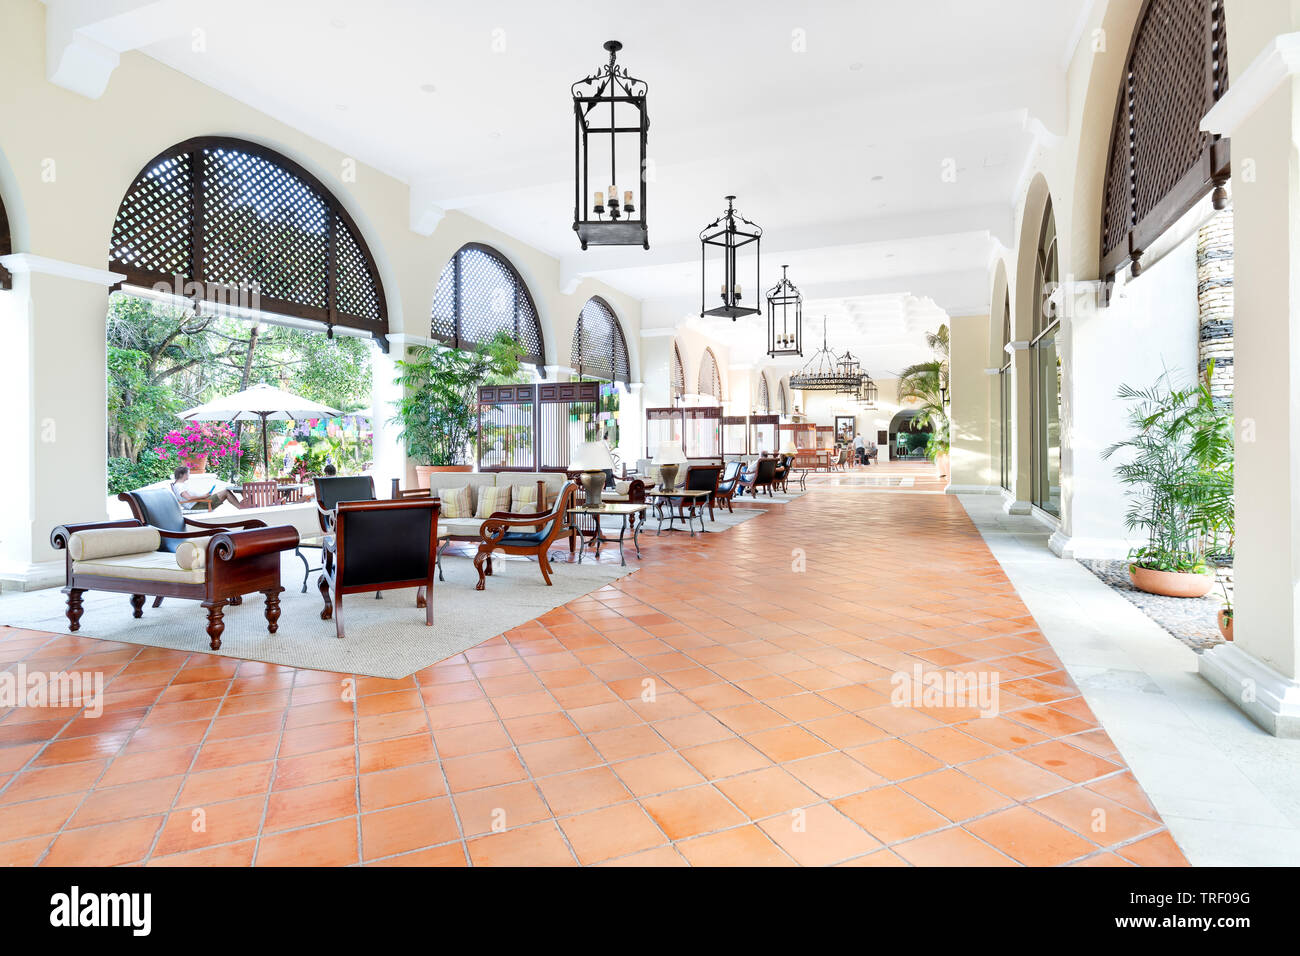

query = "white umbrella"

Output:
[[180, 383, 340, 477]]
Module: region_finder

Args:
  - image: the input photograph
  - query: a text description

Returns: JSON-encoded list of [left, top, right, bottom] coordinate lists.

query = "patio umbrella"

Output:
[[179, 383, 340, 478]]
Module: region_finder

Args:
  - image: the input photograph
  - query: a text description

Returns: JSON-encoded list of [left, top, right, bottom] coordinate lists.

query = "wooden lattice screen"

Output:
[[571, 295, 630, 383], [0, 190, 11, 290], [671, 341, 685, 403], [698, 347, 721, 399], [1100, 0, 1230, 283], [778, 381, 788, 416], [109, 137, 388, 348], [432, 242, 546, 369], [477, 380, 601, 472]]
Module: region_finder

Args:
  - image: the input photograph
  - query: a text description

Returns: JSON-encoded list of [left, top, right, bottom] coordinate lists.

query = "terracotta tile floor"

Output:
[[0, 467, 1188, 866]]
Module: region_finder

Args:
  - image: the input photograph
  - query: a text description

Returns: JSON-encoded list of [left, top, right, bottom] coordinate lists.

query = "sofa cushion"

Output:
[[438, 485, 473, 518], [439, 516, 484, 538], [68, 526, 162, 561], [73, 551, 206, 585], [175, 537, 212, 571], [475, 484, 511, 519]]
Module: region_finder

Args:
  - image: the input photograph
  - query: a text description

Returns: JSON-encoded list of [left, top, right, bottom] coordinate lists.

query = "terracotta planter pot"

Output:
[[415, 464, 473, 488], [1217, 609, 1234, 641], [1129, 565, 1215, 598], [182, 454, 208, 473]]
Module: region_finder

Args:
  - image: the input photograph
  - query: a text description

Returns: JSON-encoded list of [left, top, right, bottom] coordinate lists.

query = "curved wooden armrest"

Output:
[[209, 525, 301, 563], [479, 511, 554, 545], [488, 509, 548, 521], [186, 515, 267, 531], [51, 519, 142, 550], [158, 528, 227, 540]]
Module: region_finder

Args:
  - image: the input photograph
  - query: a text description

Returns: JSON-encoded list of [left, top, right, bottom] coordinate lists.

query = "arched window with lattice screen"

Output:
[[698, 348, 721, 400], [570, 296, 630, 383], [757, 372, 770, 413], [671, 341, 685, 404], [1100, 0, 1230, 282], [431, 243, 546, 369], [109, 137, 388, 348], [0, 188, 11, 291]]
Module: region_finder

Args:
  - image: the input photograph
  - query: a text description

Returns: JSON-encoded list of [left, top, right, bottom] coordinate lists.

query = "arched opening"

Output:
[[889, 409, 932, 460], [105, 137, 385, 494], [756, 371, 770, 414], [0, 189, 11, 290], [571, 295, 630, 384], [670, 340, 685, 404], [998, 282, 1012, 491], [1030, 197, 1061, 515], [698, 347, 721, 401], [432, 242, 546, 370], [778, 380, 788, 417]]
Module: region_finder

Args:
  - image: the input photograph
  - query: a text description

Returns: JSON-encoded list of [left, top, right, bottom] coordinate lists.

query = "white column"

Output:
[[946, 312, 995, 493], [0, 254, 119, 591], [618, 382, 643, 475], [372, 335, 407, 495], [1197, 28, 1300, 735]]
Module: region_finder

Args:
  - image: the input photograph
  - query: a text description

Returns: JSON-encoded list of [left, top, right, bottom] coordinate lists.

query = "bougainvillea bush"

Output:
[[153, 421, 242, 472]]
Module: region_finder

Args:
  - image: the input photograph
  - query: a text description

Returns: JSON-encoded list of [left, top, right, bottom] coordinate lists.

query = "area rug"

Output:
[[0, 551, 636, 679]]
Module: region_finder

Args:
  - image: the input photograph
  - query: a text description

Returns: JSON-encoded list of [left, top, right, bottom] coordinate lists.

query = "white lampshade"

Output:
[[779, 441, 797, 455], [570, 441, 615, 471], [653, 440, 687, 465]]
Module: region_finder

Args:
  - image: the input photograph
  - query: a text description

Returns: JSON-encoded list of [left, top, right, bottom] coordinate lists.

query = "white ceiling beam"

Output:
[[42, 0, 196, 98]]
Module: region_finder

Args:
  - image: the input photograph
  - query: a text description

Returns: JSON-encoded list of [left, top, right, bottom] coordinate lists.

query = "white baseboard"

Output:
[[0, 559, 64, 593], [1199, 643, 1300, 738], [945, 484, 1001, 495], [1002, 495, 1032, 515]]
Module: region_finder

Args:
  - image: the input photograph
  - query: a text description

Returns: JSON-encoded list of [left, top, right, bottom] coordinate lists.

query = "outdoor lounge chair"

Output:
[[51, 519, 299, 650], [317, 498, 441, 640], [473, 481, 578, 591]]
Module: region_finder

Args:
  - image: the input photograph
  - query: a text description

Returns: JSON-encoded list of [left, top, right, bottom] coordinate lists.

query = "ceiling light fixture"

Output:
[[789, 318, 861, 392], [572, 40, 649, 250], [699, 195, 762, 320], [766, 264, 802, 358]]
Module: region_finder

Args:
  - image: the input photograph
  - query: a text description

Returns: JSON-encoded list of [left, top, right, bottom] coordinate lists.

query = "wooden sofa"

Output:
[[50, 519, 300, 650]]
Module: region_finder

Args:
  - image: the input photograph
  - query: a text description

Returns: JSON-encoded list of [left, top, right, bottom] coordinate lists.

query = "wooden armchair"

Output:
[[240, 480, 280, 508], [713, 461, 744, 513], [474, 481, 578, 591], [738, 457, 778, 497], [119, 486, 267, 552], [670, 464, 722, 521], [318, 498, 441, 640], [51, 519, 299, 651]]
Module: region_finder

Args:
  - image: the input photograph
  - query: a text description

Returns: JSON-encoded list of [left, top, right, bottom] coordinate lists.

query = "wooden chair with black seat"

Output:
[[118, 485, 270, 608], [713, 461, 743, 513], [669, 463, 723, 522], [317, 498, 441, 640], [473, 481, 578, 591], [772, 453, 796, 493], [738, 456, 778, 497], [308, 475, 378, 594]]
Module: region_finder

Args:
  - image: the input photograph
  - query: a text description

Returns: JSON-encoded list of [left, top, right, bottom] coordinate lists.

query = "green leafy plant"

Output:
[[391, 332, 524, 466], [1103, 362, 1234, 575], [897, 325, 950, 461]]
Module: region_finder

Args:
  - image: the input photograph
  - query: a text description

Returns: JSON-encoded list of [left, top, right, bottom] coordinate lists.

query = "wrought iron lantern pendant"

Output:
[[572, 41, 649, 250], [766, 264, 803, 358], [699, 195, 762, 319]]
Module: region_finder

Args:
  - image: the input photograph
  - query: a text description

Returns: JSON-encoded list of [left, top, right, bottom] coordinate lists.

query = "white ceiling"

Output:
[[51, 0, 1091, 370]]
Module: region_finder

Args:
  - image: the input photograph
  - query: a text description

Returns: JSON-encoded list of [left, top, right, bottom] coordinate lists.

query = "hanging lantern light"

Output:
[[699, 195, 761, 319], [766, 264, 803, 357], [856, 375, 878, 408], [836, 350, 862, 393], [572, 41, 649, 250]]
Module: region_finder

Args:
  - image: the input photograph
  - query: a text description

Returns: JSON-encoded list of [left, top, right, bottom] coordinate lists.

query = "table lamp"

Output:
[[570, 441, 615, 509], [653, 440, 687, 491], [779, 440, 797, 458]]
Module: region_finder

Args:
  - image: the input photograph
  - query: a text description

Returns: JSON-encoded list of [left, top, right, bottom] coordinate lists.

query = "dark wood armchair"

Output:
[[51, 518, 299, 651], [772, 454, 795, 493], [318, 498, 441, 640], [738, 457, 778, 497], [474, 481, 578, 591], [671, 464, 723, 521], [714, 461, 744, 513], [119, 486, 266, 552]]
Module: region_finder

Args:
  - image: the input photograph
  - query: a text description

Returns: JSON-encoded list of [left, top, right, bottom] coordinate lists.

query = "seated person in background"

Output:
[[171, 466, 241, 511], [323, 463, 337, 476], [866, 441, 879, 464]]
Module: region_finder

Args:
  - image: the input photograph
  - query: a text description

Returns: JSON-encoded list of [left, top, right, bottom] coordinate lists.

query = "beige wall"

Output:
[[947, 313, 994, 490]]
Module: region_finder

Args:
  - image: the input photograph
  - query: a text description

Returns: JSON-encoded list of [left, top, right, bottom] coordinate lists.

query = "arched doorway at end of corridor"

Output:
[[889, 409, 933, 460]]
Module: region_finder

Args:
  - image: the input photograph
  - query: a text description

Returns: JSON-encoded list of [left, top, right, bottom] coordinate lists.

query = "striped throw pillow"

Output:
[[438, 485, 472, 519], [475, 484, 512, 519]]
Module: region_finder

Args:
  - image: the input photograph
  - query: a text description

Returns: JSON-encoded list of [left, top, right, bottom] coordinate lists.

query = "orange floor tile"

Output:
[[0, 468, 1187, 866]]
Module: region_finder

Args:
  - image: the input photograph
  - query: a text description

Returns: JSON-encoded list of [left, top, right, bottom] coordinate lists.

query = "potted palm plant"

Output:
[[391, 332, 524, 486], [897, 325, 950, 475], [1104, 362, 1233, 598]]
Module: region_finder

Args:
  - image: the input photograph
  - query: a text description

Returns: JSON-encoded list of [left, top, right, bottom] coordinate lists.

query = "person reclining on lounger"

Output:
[[171, 466, 241, 511]]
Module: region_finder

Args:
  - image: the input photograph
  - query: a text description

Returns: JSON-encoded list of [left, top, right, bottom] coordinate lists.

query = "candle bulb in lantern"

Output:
[[608, 186, 618, 204], [594, 191, 604, 206], [623, 191, 633, 205]]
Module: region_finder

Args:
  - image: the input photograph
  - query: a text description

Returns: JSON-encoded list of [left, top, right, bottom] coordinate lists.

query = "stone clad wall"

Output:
[[1197, 208, 1234, 401]]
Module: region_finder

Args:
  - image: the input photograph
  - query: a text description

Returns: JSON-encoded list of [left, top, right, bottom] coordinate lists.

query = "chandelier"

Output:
[[699, 195, 761, 319], [572, 41, 649, 250], [789, 318, 862, 392], [766, 264, 802, 357]]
